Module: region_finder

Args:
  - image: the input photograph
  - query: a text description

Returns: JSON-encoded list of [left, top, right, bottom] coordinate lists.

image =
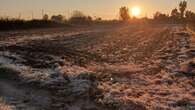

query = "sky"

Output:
[[0, 0, 195, 19]]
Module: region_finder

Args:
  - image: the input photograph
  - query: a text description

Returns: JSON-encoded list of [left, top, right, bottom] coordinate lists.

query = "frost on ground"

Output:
[[0, 24, 195, 110]]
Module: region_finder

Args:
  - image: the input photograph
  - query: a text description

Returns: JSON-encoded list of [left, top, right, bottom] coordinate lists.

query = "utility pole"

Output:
[[31, 11, 34, 20], [18, 13, 21, 20], [42, 9, 44, 18]]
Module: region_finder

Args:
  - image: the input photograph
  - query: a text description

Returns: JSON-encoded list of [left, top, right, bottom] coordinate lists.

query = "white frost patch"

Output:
[[0, 57, 13, 64], [0, 52, 64, 85]]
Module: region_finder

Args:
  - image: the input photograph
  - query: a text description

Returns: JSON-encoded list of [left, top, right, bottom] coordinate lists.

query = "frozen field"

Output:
[[0, 24, 195, 110]]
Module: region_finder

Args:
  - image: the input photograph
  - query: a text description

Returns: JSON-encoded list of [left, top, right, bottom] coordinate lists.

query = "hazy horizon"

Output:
[[0, 0, 195, 20]]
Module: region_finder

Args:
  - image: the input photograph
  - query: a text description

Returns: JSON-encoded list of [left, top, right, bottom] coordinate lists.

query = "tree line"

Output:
[[119, 0, 195, 24], [42, 10, 96, 24], [0, 10, 106, 31], [1, 0, 195, 30]]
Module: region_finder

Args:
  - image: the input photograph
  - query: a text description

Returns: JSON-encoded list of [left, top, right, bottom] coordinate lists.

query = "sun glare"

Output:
[[131, 6, 141, 17]]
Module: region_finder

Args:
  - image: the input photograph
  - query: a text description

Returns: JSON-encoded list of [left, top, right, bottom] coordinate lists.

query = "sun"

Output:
[[131, 6, 141, 17]]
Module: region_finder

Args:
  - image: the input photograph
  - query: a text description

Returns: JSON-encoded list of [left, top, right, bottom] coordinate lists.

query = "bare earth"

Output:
[[0, 24, 195, 110]]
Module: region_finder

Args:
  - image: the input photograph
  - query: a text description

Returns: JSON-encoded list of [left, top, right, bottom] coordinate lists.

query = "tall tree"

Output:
[[119, 6, 130, 21], [179, 0, 187, 18]]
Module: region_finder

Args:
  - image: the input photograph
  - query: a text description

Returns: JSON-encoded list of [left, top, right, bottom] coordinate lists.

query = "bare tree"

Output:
[[179, 0, 187, 18], [71, 10, 85, 18], [119, 6, 130, 21], [69, 10, 92, 24]]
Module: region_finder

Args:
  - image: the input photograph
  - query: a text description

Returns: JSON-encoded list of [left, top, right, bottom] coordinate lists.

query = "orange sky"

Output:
[[0, 0, 194, 19]]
